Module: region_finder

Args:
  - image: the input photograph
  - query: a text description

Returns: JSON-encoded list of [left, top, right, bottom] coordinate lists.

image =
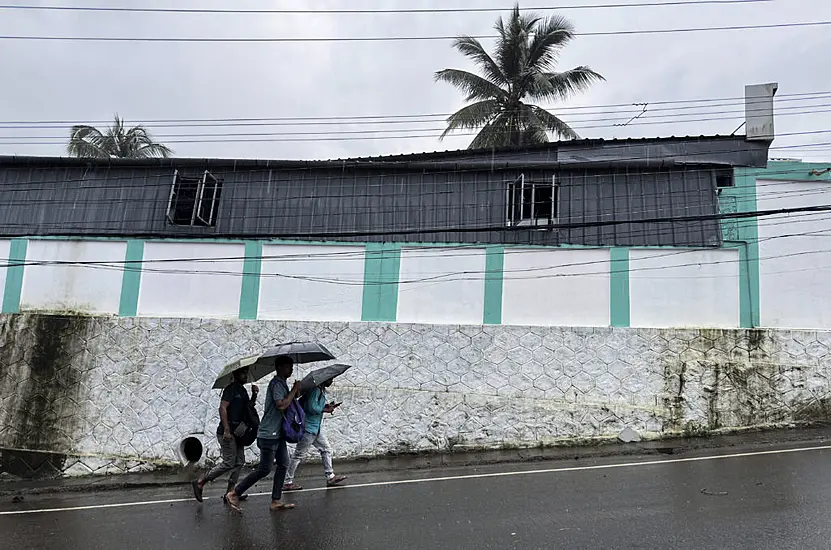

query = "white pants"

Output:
[[285, 430, 334, 484]]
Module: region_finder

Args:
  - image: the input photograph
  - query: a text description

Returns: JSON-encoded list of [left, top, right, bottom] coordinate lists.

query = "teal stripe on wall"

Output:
[[609, 247, 630, 327], [361, 243, 401, 322], [483, 246, 504, 325], [118, 239, 144, 317], [239, 241, 264, 320], [2, 238, 28, 314], [723, 169, 761, 328]]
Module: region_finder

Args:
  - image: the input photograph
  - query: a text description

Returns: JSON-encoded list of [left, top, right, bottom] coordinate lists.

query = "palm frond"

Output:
[[495, 5, 538, 81], [527, 67, 605, 102], [134, 142, 174, 159], [525, 104, 580, 140], [434, 69, 508, 102], [440, 100, 501, 140], [453, 36, 507, 86], [65, 114, 173, 159], [526, 15, 575, 72], [468, 113, 515, 149], [67, 125, 109, 158]]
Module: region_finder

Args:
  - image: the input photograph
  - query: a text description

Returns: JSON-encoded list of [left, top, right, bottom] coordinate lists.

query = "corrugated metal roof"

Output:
[[0, 134, 757, 169]]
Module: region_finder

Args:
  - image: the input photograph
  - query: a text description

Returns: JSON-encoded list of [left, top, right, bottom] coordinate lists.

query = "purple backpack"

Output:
[[282, 398, 306, 444]]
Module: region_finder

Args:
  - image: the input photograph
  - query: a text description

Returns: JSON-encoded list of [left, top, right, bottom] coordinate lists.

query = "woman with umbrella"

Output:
[[282, 364, 351, 491]]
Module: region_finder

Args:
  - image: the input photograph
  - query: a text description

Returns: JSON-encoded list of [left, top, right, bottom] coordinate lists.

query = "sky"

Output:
[[0, 0, 829, 162]]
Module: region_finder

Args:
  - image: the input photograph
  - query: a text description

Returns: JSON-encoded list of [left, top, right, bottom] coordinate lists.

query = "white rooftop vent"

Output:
[[745, 82, 778, 141]]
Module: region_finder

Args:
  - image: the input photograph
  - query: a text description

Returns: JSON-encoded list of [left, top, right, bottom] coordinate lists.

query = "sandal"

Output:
[[224, 491, 242, 512], [327, 475, 347, 487]]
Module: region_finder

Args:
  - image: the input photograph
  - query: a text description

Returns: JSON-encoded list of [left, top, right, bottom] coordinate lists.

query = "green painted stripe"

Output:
[[483, 246, 504, 325], [361, 243, 401, 322], [118, 240, 144, 317], [239, 241, 263, 320], [609, 247, 630, 327], [723, 169, 761, 328], [2, 238, 28, 314]]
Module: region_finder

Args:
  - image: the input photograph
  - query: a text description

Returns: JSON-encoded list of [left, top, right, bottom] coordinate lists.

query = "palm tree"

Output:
[[435, 5, 604, 149], [67, 115, 173, 159]]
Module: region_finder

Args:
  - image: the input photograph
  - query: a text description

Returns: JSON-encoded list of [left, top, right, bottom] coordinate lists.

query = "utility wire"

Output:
[[5, 105, 831, 141], [3, 91, 826, 126], [0, 1, 773, 15], [1, 21, 828, 43], [6, 103, 831, 143]]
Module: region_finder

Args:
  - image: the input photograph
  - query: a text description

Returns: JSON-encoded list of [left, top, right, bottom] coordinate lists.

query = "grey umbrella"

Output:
[[299, 364, 352, 391], [212, 342, 336, 389]]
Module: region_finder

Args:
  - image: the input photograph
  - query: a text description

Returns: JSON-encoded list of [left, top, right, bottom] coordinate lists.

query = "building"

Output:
[[5, 83, 831, 479]]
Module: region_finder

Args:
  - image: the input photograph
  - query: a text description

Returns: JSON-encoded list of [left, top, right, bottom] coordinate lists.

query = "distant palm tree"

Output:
[[435, 5, 604, 149], [67, 115, 173, 159]]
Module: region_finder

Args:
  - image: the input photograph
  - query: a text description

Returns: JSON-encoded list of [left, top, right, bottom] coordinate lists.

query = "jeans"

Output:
[[203, 434, 245, 486], [234, 437, 288, 501], [285, 431, 334, 484]]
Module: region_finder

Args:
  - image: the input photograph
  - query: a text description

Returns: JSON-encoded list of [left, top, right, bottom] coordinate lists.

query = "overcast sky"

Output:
[[0, 0, 829, 161]]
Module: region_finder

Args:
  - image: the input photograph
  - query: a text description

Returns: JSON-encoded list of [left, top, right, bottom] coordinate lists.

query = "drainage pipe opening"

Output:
[[178, 437, 203, 465]]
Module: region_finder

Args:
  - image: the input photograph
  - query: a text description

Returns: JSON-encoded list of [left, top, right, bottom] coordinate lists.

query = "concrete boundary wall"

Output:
[[1, 314, 830, 478]]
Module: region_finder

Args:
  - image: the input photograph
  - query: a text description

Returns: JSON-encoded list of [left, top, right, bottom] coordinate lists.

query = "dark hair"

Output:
[[275, 356, 294, 368]]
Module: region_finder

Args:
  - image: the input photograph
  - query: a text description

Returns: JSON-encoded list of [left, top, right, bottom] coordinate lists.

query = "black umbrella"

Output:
[[299, 364, 352, 391]]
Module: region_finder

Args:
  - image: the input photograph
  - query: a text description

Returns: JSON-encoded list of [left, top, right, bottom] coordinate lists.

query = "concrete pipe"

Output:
[[177, 436, 203, 466]]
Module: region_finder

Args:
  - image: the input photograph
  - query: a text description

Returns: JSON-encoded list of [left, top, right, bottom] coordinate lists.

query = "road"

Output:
[[2, 442, 830, 549]]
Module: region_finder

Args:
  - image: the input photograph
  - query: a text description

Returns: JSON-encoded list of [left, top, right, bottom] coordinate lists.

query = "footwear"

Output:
[[222, 494, 248, 504], [282, 483, 303, 492], [327, 475, 347, 487], [269, 501, 296, 512], [191, 480, 204, 503], [224, 491, 242, 512]]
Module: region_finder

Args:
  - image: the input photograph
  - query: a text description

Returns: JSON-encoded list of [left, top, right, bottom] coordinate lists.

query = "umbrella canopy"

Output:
[[299, 364, 352, 391], [212, 342, 336, 389]]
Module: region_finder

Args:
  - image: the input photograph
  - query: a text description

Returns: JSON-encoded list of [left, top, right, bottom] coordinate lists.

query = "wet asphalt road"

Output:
[[2, 443, 831, 549]]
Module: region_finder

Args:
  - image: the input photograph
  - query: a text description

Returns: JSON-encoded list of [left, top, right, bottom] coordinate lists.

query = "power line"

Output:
[[1, 200, 829, 240], [3, 91, 826, 127], [5, 105, 830, 142], [0, 1, 773, 15], [5, 96, 829, 131], [6, 212, 827, 272], [7, 224, 831, 287], [1, 21, 827, 43]]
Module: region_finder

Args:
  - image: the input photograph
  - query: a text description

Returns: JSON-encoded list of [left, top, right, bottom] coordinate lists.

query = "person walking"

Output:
[[283, 379, 346, 491], [225, 356, 301, 512], [192, 366, 258, 503]]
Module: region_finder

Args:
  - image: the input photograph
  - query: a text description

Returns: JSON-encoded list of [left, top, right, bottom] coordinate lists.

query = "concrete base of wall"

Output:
[[2, 314, 831, 478]]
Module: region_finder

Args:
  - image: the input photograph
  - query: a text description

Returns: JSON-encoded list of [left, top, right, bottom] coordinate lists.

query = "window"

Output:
[[166, 170, 223, 227], [715, 171, 735, 189], [506, 174, 558, 227]]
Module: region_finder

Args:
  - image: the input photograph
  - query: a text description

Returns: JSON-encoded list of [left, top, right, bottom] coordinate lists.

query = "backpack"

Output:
[[282, 399, 306, 444]]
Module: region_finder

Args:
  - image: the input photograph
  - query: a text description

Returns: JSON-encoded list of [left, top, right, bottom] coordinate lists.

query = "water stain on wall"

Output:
[[0, 314, 90, 478]]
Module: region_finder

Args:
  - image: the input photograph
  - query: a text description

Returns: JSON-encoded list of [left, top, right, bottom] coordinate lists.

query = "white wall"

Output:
[[502, 248, 610, 327], [138, 242, 244, 318], [629, 249, 740, 328], [259, 244, 365, 321], [20, 240, 126, 314], [0, 239, 11, 302], [397, 247, 486, 325], [757, 179, 831, 329]]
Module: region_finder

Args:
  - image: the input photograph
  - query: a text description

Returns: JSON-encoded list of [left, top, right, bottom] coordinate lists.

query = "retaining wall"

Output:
[[1, 314, 829, 477]]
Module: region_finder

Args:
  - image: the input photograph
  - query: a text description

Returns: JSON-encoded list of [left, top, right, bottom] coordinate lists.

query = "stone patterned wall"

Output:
[[1, 315, 830, 477]]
